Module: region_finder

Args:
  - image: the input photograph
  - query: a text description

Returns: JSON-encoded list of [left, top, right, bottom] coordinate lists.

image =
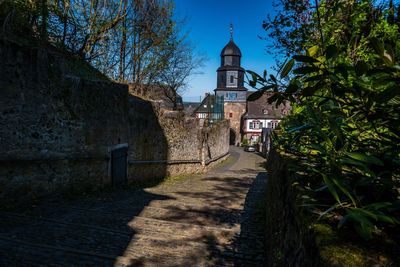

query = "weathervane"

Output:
[[230, 23, 233, 40]]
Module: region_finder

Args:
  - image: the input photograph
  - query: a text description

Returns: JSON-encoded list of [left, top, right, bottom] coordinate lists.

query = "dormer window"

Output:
[[263, 109, 268, 115]]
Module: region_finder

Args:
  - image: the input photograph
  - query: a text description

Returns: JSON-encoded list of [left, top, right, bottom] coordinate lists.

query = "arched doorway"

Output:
[[229, 128, 236, 145]]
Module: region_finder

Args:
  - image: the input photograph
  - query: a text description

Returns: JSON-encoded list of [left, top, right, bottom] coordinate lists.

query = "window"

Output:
[[268, 121, 280, 129], [249, 121, 262, 130], [229, 112, 233, 118], [226, 71, 238, 87], [255, 121, 262, 129], [263, 109, 268, 115]]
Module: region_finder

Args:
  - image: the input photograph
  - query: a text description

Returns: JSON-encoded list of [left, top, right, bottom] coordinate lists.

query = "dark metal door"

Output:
[[111, 146, 128, 187]]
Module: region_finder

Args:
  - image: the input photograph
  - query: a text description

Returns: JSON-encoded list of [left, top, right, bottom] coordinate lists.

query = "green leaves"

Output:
[[285, 80, 299, 94], [369, 37, 384, 55], [342, 208, 375, 240], [292, 55, 319, 63], [307, 45, 319, 57], [246, 70, 279, 92], [278, 53, 324, 79], [247, 0, 400, 241], [346, 152, 384, 166], [293, 66, 319, 75], [281, 39, 400, 239], [247, 90, 264, 101], [287, 123, 312, 133], [341, 206, 399, 240], [355, 61, 368, 76], [326, 45, 339, 60], [281, 59, 295, 78]]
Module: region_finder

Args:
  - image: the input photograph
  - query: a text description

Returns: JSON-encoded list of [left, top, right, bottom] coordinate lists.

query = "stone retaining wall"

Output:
[[265, 149, 319, 266]]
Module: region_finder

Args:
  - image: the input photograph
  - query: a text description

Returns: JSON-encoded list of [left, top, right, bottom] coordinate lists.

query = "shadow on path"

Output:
[[204, 171, 268, 266], [0, 146, 268, 266], [0, 189, 172, 266]]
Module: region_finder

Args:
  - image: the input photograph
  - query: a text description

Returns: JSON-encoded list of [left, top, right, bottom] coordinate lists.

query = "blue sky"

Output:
[[174, 0, 278, 102]]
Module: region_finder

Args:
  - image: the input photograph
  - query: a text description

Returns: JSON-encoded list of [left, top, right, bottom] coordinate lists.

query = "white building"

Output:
[[242, 91, 291, 144]]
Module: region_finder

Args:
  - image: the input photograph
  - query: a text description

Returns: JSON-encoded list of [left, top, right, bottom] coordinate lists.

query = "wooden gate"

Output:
[[111, 145, 128, 187]]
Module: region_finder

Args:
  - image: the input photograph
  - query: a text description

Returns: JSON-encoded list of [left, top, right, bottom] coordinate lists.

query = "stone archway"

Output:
[[229, 128, 236, 145]]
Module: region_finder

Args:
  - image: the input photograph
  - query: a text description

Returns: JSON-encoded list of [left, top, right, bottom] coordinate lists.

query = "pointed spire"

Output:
[[230, 23, 233, 40]]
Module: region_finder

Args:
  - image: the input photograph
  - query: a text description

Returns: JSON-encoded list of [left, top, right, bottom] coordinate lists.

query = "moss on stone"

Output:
[[311, 223, 393, 267], [213, 154, 235, 169]]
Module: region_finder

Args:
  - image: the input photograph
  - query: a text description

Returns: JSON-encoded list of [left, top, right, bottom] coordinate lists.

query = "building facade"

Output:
[[242, 91, 291, 144], [192, 93, 214, 126]]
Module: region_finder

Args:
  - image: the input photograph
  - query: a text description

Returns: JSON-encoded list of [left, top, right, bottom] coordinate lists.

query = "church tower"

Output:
[[214, 24, 247, 145]]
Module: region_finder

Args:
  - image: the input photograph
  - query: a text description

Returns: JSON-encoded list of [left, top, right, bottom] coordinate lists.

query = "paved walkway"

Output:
[[0, 146, 267, 266]]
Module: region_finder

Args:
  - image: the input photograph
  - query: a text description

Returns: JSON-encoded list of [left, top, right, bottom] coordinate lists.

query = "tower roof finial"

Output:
[[230, 23, 233, 40]]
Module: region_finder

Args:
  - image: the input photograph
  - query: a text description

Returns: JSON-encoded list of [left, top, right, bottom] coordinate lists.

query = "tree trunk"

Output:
[[119, 0, 128, 82]]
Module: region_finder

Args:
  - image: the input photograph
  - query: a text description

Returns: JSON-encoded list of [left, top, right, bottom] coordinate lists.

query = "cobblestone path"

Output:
[[0, 146, 267, 266]]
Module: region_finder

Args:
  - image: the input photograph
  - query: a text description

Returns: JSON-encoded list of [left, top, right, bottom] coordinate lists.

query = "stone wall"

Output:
[[128, 99, 230, 183], [0, 39, 230, 205], [203, 119, 230, 164], [0, 39, 129, 205], [265, 149, 319, 266], [224, 102, 246, 145]]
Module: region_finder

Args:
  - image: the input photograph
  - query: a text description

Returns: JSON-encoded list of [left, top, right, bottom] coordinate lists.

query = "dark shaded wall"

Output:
[[265, 149, 319, 266], [0, 39, 129, 205]]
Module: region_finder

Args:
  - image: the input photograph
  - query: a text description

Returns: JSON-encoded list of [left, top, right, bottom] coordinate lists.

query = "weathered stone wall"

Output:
[[160, 112, 203, 162], [128, 100, 230, 183], [0, 39, 129, 205], [265, 149, 319, 266], [224, 102, 246, 145], [203, 120, 230, 164], [0, 39, 230, 206]]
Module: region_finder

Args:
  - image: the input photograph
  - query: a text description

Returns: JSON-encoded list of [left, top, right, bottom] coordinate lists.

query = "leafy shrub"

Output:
[[251, 0, 400, 239]]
